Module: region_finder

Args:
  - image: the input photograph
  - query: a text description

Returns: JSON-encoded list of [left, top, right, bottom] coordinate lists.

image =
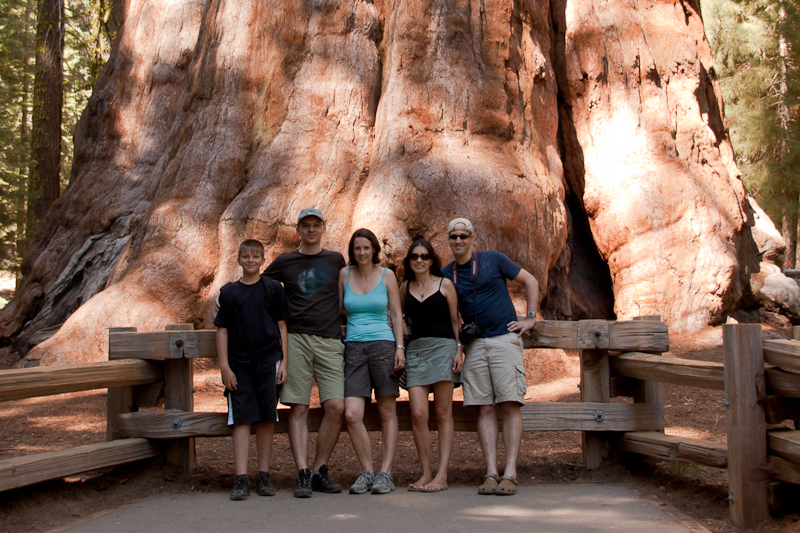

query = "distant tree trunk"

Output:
[[89, 0, 122, 81], [783, 208, 797, 269], [778, 0, 795, 269], [27, 0, 64, 240], [102, 0, 124, 39], [15, 0, 34, 267]]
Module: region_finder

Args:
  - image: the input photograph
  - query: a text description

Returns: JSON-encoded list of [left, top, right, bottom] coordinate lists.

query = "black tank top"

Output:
[[404, 279, 455, 341]]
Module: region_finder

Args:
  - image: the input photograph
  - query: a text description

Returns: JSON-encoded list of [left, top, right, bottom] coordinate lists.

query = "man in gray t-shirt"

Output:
[[264, 208, 346, 498]]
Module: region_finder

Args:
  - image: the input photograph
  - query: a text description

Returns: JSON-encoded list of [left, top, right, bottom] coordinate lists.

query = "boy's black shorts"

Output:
[[225, 356, 280, 427]]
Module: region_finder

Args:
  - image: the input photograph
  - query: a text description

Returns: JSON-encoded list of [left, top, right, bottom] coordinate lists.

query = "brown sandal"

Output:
[[495, 476, 518, 495], [478, 475, 500, 495]]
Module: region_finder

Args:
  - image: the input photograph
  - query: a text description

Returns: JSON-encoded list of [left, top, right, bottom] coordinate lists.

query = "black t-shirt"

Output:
[[263, 249, 346, 338], [213, 275, 292, 364]]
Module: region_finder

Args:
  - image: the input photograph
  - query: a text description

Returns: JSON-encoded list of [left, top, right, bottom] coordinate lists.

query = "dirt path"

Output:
[[1, 324, 800, 531]]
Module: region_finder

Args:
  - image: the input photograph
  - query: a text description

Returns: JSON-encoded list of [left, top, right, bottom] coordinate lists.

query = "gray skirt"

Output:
[[405, 337, 462, 388]]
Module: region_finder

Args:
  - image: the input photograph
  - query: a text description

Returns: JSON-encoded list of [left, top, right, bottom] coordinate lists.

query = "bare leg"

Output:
[[427, 381, 455, 488], [377, 395, 398, 473], [477, 404, 499, 478], [408, 386, 432, 487], [312, 398, 344, 470], [255, 422, 274, 473], [232, 424, 251, 476], [344, 397, 373, 472], [288, 404, 309, 470], [499, 401, 522, 480]]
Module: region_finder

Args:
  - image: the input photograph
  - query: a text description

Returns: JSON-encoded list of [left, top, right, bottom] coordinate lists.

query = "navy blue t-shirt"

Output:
[[441, 251, 522, 339], [214, 275, 292, 365]]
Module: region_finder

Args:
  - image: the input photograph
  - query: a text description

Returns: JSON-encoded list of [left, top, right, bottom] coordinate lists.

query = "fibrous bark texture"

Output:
[[0, 0, 780, 365]]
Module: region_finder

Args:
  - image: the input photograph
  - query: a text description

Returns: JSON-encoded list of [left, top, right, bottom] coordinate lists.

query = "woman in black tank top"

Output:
[[400, 239, 463, 492]]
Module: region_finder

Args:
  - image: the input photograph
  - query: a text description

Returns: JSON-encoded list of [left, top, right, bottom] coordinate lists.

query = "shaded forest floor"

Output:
[[1, 275, 800, 530]]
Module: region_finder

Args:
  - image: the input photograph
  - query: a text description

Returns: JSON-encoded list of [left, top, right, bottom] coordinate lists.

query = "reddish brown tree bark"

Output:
[[0, 0, 787, 365]]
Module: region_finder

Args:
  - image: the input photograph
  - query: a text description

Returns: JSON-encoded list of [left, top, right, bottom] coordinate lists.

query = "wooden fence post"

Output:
[[581, 348, 610, 469], [107, 327, 138, 441], [723, 323, 768, 528], [164, 324, 195, 472], [630, 316, 664, 429]]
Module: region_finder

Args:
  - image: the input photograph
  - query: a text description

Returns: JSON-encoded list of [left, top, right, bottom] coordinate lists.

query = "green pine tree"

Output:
[[703, 0, 800, 266]]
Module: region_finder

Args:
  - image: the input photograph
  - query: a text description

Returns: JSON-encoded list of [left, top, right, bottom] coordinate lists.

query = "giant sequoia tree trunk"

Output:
[[0, 0, 784, 365]]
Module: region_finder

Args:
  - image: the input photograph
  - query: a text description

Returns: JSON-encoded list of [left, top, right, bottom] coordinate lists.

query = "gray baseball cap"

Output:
[[297, 208, 325, 224]]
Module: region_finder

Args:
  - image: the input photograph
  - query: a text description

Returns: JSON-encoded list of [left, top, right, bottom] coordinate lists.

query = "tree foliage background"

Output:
[[0, 0, 113, 273], [702, 0, 800, 266]]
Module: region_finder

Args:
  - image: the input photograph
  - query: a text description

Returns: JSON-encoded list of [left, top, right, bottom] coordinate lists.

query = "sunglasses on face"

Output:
[[410, 253, 431, 261], [449, 233, 471, 241]]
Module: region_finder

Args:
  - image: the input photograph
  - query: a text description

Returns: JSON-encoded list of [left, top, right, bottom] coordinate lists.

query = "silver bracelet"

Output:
[[457, 343, 463, 347], [396, 345, 404, 349]]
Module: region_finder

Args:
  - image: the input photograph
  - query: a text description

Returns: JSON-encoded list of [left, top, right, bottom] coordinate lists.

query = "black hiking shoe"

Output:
[[311, 465, 342, 493], [294, 468, 313, 498], [256, 472, 275, 496], [230, 476, 250, 500]]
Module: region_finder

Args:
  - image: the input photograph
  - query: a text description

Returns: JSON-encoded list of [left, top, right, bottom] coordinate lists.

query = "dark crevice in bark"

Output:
[[696, 64, 725, 150], [546, 0, 615, 320]]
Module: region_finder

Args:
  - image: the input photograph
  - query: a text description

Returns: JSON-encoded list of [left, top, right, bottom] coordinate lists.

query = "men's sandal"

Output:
[[495, 476, 518, 495], [478, 475, 500, 495]]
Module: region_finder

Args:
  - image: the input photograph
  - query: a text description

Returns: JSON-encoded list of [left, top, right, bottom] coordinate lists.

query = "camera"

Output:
[[459, 321, 482, 346]]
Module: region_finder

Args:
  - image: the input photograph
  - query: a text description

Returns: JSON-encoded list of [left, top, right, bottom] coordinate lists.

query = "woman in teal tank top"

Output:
[[338, 228, 405, 495]]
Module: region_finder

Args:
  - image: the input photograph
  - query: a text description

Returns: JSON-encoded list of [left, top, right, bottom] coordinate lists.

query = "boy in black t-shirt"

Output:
[[214, 239, 292, 500]]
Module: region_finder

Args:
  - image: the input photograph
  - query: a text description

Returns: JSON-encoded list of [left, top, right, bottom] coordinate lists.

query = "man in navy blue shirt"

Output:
[[441, 218, 539, 496]]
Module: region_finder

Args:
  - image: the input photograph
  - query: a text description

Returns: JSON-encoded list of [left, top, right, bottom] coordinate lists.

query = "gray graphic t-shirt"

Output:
[[264, 249, 345, 338]]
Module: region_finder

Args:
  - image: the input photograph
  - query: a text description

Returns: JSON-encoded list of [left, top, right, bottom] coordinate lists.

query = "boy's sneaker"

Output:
[[294, 468, 313, 498], [230, 477, 250, 500], [371, 471, 395, 494], [349, 471, 375, 494], [311, 465, 342, 493], [256, 472, 275, 496]]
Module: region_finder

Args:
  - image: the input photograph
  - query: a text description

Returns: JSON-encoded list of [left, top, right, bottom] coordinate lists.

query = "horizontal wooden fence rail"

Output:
[[618, 431, 728, 468], [108, 320, 671, 359], [765, 368, 800, 398], [0, 360, 164, 402], [764, 339, 800, 373], [115, 401, 665, 440], [0, 438, 161, 492], [610, 352, 724, 390]]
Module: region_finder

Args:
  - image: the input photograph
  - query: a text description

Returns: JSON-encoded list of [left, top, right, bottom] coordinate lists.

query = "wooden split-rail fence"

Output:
[[2, 319, 800, 528]]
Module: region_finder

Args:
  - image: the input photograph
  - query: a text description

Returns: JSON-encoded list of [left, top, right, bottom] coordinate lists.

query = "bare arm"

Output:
[[507, 268, 540, 336], [338, 267, 347, 315], [385, 269, 406, 371], [399, 280, 409, 337], [277, 320, 288, 385], [216, 327, 237, 391], [441, 277, 463, 373]]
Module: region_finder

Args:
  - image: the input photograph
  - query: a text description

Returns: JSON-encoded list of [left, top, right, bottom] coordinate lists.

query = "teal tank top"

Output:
[[343, 267, 395, 342]]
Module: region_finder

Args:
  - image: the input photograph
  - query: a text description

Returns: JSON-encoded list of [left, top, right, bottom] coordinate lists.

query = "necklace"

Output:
[[417, 277, 434, 300]]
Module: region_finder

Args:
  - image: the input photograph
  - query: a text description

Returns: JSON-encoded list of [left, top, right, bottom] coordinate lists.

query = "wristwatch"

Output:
[[526, 311, 537, 319]]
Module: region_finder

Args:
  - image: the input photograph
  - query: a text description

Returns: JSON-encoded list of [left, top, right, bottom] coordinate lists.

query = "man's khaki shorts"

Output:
[[462, 332, 527, 406], [280, 333, 345, 405]]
